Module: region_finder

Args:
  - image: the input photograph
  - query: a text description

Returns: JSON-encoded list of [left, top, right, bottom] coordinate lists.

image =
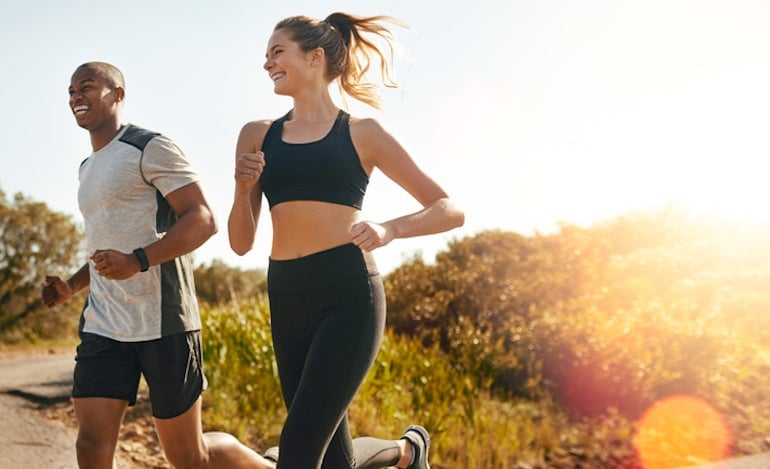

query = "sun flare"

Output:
[[634, 395, 731, 469]]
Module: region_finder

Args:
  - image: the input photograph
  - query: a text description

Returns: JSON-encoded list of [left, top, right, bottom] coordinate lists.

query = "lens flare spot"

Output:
[[634, 394, 731, 469]]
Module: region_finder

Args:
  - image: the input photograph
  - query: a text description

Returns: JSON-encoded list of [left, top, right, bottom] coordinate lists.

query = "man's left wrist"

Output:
[[133, 248, 150, 272]]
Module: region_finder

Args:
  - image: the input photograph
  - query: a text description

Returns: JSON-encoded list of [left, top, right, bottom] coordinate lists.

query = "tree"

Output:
[[385, 230, 584, 397], [194, 259, 267, 307], [0, 190, 85, 341]]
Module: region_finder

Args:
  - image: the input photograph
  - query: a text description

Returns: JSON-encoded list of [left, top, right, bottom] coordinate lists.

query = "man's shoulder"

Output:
[[119, 124, 162, 151]]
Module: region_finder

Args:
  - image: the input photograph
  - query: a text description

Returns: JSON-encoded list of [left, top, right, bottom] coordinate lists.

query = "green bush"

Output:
[[0, 190, 85, 343], [199, 300, 640, 467], [200, 297, 284, 448]]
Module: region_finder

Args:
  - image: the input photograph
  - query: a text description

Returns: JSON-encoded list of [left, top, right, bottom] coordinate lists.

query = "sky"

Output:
[[2, 0, 769, 274]]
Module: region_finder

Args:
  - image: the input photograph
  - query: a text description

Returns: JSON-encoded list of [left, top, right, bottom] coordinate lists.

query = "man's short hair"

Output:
[[76, 61, 125, 90]]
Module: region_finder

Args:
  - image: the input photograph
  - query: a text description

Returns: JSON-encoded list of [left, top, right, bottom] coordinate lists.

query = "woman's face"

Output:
[[263, 28, 317, 96]]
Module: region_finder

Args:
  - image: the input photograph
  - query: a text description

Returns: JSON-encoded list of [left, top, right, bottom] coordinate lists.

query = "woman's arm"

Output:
[[228, 120, 270, 256], [349, 117, 464, 251]]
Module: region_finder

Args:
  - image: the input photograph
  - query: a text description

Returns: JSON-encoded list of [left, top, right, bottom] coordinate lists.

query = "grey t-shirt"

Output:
[[77, 125, 201, 341]]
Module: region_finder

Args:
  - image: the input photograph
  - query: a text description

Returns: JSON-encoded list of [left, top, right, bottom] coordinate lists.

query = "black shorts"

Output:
[[72, 331, 207, 419]]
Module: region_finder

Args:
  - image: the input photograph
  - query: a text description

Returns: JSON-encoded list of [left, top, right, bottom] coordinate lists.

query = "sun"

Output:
[[672, 163, 770, 226]]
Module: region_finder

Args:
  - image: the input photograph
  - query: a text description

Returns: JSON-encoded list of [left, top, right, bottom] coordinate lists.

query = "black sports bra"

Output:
[[260, 110, 369, 210]]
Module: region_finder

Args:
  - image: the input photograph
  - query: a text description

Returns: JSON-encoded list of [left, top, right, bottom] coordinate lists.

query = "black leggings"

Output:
[[267, 243, 401, 469]]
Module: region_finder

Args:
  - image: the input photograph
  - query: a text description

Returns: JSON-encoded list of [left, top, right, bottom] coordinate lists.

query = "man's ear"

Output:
[[113, 86, 125, 103]]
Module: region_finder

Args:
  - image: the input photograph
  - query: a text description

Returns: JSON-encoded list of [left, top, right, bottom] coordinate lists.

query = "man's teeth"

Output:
[[73, 105, 89, 114]]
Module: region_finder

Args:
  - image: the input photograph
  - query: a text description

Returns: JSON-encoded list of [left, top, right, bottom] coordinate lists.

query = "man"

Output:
[[42, 62, 273, 469]]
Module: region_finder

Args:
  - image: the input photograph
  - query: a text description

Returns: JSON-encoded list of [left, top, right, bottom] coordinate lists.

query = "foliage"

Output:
[[384, 208, 770, 463], [6, 196, 770, 465], [200, 297, 285, 448], [385, 229, 585, 398], [351, 333, 638, 468], [199, 300, 639, 468], [194, 259, 266, 307], [530, 212, 770, 430], [0, 190, 85, 342]]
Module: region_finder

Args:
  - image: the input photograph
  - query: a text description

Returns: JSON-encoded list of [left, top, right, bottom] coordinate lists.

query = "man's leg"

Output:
[[153, 396, 275, 469], [72, 397, 128, 469], [71, 333, 140, 469], [141, 332, 273, 468], [204, 431, 277, 469]]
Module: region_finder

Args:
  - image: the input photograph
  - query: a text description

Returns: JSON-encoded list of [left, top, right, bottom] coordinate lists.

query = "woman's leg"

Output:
[[269, 245, 403, 469], [268, 245, 427, 469], [271, 277, 390, 469]]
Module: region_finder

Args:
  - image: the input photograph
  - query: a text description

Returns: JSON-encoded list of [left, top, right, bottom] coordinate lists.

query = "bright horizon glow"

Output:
[[1, 1, 769, 274]]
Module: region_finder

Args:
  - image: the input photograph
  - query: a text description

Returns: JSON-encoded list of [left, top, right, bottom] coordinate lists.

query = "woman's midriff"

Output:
[[269, 201, 362, 260]]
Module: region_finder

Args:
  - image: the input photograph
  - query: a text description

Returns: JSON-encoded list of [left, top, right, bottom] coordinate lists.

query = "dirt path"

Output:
[[0, 351, 79, 468], [0, 350, 162, 469]]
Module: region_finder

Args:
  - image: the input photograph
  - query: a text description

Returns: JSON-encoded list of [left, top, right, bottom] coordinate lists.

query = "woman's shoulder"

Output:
[[349, 115, 402, 148], [235, 119, 275, 152], [239, 118, 276, 143], [240, 110, 293, 138], [348, 114, 404, 168], [239, 118, 274, 135], [349, 114, 382, 128], [348, 114, 390, 140]]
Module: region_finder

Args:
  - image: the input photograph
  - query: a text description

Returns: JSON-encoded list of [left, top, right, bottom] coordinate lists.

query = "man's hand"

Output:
[[91, 249, 141, 280], [41, 276, 73, 307]]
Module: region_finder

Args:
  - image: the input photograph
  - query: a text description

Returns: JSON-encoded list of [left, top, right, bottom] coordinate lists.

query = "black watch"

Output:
[[133, 248, 150, 272]]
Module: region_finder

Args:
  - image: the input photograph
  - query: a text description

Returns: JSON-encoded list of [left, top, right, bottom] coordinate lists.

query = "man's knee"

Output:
[[76, 432, 116, 465], [163, 445, 208, 469]]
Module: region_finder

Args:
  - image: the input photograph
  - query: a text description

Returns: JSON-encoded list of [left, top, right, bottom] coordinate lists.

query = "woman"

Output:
[[228, 12, 464, 469]]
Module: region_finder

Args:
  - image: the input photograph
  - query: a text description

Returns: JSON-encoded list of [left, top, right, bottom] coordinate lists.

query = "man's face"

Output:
[[68, 66, 121, 130]]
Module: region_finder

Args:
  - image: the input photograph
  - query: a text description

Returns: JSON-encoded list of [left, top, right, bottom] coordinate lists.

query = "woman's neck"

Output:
[[290, 92, 339, 123]]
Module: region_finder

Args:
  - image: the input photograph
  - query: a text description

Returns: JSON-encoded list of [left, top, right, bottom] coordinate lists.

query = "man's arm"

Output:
[[144, 181, 218, 265], [90, 181, 217, 280], [42, 262, 90, 307]]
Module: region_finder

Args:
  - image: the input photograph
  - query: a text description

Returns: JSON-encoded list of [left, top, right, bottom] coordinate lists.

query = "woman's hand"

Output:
[[350, 220, 394, 252], [234, 151, 265, 195]]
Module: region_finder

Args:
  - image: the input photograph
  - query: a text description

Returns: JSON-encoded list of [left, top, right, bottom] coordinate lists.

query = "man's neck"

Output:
[[90, 121, 124, 152]]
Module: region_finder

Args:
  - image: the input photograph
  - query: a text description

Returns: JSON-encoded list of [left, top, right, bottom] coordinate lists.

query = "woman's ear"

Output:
[[308, 47, 325, 67]]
